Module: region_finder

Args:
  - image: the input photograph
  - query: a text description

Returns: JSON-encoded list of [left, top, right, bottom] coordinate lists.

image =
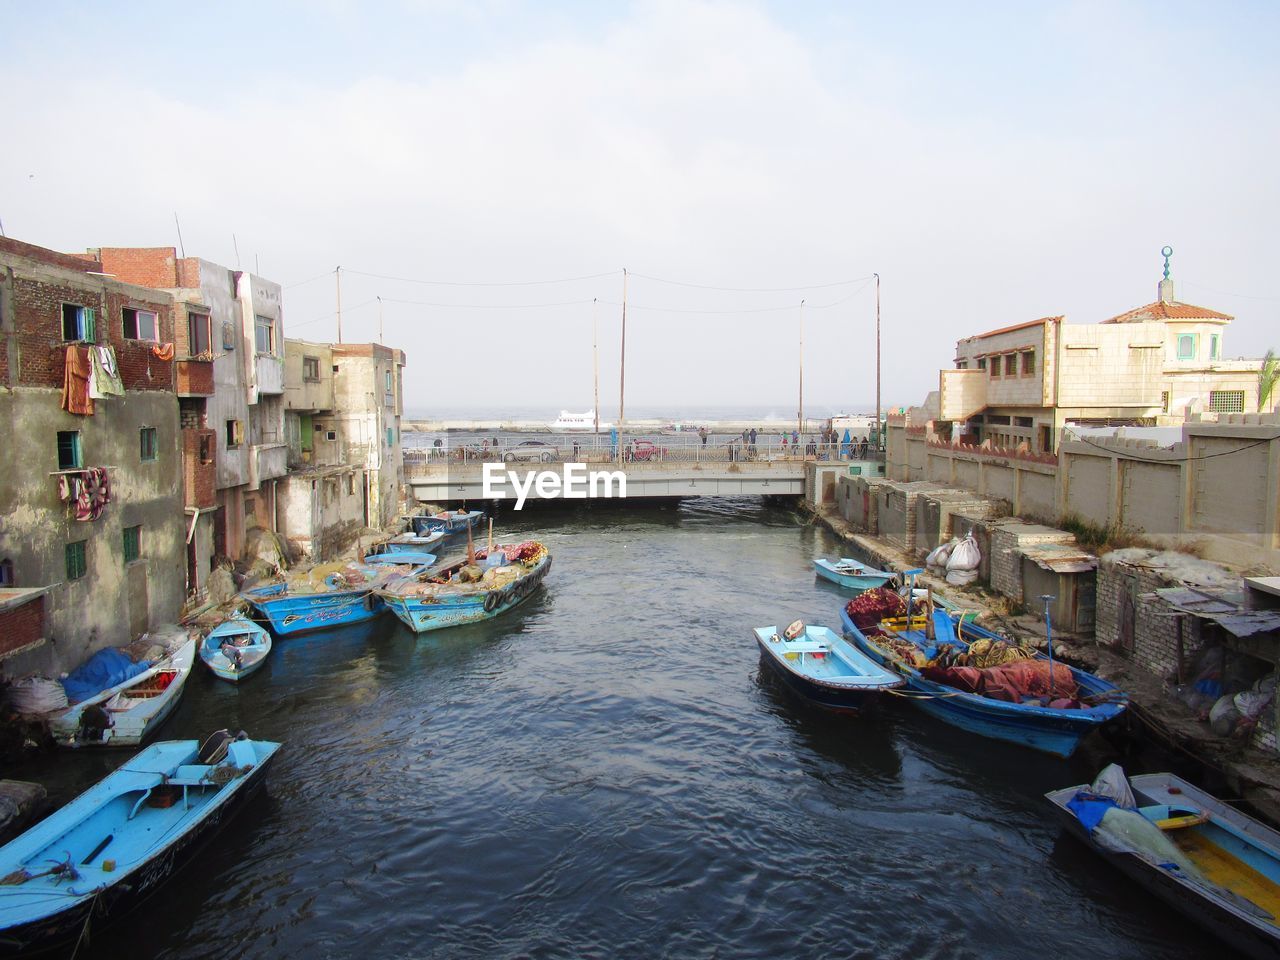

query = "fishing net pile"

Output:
[[393, 542, 548, 598], [844, 589, 906, 630], [286, 561, 420, 595]]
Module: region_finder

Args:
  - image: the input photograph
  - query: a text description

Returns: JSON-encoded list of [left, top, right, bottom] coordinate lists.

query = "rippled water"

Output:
[[19, 499, 1225, 959]]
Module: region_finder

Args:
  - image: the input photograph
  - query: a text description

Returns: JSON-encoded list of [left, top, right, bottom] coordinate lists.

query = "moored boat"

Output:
[[0, 731, 280, 956], [841, 606, 1126, 758], [1046, 766, 1280, 959], [368, 530, 445, 557], [199, 615, 272, 682], [409, 509, 485, 539], [813, 557, 896, 592], [49, 638, 198, 748], [753, 622, 903, 713], [242, 558, 430, 637], [378, 541, 551, 633]]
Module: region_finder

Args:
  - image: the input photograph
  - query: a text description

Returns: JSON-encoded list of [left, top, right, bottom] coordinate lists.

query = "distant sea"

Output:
[[403, 403, 874, 422]]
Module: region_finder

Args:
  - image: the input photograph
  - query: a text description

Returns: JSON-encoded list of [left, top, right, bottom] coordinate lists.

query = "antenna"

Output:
[[174, 213, 186, 258], [232, 233, 241, 269]]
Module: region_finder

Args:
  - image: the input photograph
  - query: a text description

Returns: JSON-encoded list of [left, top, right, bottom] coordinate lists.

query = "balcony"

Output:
[[175, 358, 215, 397], [939, 369, 989, 421], [255, 355, 285, 396], [181, 428, 218, 509], [249, 442, 289, 489]]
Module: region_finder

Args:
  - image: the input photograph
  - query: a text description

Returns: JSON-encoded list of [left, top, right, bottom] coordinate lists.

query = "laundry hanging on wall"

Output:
[[88, 345, 125, 399], [60, 345, 94, 415], [58, 467, 112, 521]]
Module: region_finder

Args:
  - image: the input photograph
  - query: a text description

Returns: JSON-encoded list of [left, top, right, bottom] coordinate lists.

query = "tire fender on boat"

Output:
[[484, 590, 502, 613]]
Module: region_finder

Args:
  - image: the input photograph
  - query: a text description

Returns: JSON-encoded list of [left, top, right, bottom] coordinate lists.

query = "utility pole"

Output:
[[619, 268, 628, 444], [592, 297, 600, 435], [798, 299, 805, 438], [336, 266, 343, 344], [874, 272, 881, 451], [377, 295, 383, 344]]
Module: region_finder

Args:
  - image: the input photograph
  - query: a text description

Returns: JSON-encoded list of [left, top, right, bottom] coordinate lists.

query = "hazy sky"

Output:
[[3, 1, 1277, 414]]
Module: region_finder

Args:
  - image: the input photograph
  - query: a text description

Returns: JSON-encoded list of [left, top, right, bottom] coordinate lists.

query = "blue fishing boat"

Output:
[[1047, 767, 1280, 959], [364, 549, 440, 567], [0, 731, 280, 956], [409, 509, 485, 538], [753, 622, 903, 713], [378, 541, 551, 634], [199, 615, 272, 682], [368, 531, 445, 557], [814, 557, 896, 591], [242, 558, 430, 637], [841, 607, 1126, 757]]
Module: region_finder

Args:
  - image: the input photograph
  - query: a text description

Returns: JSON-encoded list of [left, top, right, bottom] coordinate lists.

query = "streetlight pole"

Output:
[[874, 272, 880, 451], [798, 299, 805, 439], [619, 268, 627, 462], [336, 266, 343, 344]]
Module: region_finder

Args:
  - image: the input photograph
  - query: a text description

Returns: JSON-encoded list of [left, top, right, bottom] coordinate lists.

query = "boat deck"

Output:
[[1175, 829, 1280, 919]]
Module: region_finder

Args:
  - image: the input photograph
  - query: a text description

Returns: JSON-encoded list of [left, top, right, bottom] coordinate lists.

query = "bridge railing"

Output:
[[402, 435, 884, 473]]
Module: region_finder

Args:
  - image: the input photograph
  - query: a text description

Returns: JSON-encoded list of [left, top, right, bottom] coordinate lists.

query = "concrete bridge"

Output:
[[403, 439, 885, 504]]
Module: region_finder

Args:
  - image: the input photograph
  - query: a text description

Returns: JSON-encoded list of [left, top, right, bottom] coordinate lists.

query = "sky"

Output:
[[3, 0, 1277, 416]]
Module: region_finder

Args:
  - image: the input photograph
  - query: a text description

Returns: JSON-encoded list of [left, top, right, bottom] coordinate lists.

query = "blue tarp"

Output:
[[1066, 791, 1118, 833], [61, 648, 151, 704]]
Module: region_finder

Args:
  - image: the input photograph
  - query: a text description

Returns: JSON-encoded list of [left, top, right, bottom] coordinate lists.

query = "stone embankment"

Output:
[[804, 502, 1280, 824]]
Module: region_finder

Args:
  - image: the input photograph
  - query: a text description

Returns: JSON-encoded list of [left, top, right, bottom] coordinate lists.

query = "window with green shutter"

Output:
[[123, 525, 141, 563], [65, 541, 87, 580], [57, 431, 82, 470], [140, 427, 158, 462]]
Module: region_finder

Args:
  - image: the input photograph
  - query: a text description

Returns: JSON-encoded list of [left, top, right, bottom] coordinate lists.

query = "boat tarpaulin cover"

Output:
[[61, 648, 151, 704]]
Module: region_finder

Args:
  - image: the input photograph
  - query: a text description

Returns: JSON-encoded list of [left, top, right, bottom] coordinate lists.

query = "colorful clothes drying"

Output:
[[61, 345, 94, 415], [68, 467, 111, 521], [88, 345, 125, 399], [152, 342, 175, 361]]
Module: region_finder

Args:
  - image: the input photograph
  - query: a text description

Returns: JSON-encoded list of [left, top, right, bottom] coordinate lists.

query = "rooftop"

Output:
[[1101, 300, 1233, 324]]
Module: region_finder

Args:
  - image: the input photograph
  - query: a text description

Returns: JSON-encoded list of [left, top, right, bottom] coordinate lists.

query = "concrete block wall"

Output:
[[989, 522, 1076, 602], [915, 491, 1003, 558]]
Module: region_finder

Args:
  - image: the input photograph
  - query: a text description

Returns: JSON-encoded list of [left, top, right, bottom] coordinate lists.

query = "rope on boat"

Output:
[[883, 687, 966, 700]]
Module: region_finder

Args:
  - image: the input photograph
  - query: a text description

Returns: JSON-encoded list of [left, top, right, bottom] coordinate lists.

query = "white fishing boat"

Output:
[[551, 409, 611, 432]]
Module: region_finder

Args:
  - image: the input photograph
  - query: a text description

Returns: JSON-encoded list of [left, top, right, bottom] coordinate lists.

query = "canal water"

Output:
[[18, 498, 1223, 959]]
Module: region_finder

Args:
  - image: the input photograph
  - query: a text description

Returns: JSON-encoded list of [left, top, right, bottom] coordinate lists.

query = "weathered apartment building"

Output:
[[0, 238, 186, 674], [94, 248, 288, 597], [929, 259, 1265, 453], [279, 338, 406, 561]]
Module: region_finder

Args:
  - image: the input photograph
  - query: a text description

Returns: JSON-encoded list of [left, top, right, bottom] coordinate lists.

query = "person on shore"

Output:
[[699, 426, 708, 446], [781, 433, 788, 453], [792, 429, 799, 446]]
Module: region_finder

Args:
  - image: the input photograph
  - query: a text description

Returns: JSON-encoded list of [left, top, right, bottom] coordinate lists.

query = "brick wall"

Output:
[[0, 237, 101, 274], [0, 596, 45, 656], [989, 523, 1076, 601], [97, 248, 179, 289], [182, 427, 218, 509], [1096, 553, 1210, 680]]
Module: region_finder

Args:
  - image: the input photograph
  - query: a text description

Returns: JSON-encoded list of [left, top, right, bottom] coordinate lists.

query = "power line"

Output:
[[344, 268, 619, 288], [1072, 433, 1275, 462], [629, 271, 874, 293], [1180, 280, 1280, 303], [378, 296, 597, 310], [285, 268, 336, 290]]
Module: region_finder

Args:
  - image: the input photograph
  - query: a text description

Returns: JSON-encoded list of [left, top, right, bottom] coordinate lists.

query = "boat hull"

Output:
[[814, 559, 895, 592], [755, 631, 901, 714], [199, 618, 271, 683], [382, 556, 551, 634], [49, 639, 197, 748], [245, 586, 385, 637], [840, 609, 1124, 758], [409, 510, 485, 538], [1046, 774, 1280, 960], [0, 741, 279, 957]]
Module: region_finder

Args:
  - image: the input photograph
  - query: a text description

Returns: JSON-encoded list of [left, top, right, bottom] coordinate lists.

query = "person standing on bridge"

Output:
[[699, 426, 708, 446]]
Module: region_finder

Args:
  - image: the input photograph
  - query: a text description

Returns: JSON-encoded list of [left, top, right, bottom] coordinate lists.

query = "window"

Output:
[[955, 361, 968, 369], [989, 358, 999, 379], [0, 558, 14, 586], [1209, 390, 1245, 413], [346, 474, 355, 496], [61, 303, 95, 342], [226, 419, 243, 448], [1210, 334, 1220, 361], [254, 315, 275, 354], [385, 371, 393, 393], [977, 358, 987, 370], [1004, 354, 1017, 376], [188, 311, 211, 356], [123, 525, 141, 563], [57, 431, 82, 470], [139, 427, 158, 462], [326, 431, 337, 441], [1014, 416, 1033, 428], [65, 541, 87, 581], [1161, 390, 1170, 413], [199, 434, 213, 464], [1021, 351, 1035, 376], [303, 356, 320, 381], [222, 320, 236, 351], [1177, 334, 1197, 360], [122, 307, 158, 341], [386, 427, 394, 447]]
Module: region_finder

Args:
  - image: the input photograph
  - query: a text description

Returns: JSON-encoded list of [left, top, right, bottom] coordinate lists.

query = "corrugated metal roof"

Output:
[[1022, 542, 1098, 573], [1155, 587, 1280, 638]]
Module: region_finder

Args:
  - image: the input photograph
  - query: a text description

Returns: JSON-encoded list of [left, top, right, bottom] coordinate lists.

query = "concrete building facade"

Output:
[[96, 249, 288, 593], [0, 238, 185, 675]]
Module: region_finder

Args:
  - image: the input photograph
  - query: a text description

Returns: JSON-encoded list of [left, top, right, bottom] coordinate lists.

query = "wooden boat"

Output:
[[242, 559, 429, 637], [409, 509, 485, 538], [364, 549, 439, 568], [901, 587, 980, 624], [0, 732, 280, 956], [753, 622, 904, 713], [841, 607, 1126, 758], [1046, 769, 1280, 959], [368, 530, 445, 557], [49, 638, 197, 748], [199, 616, 272, 682], [378, 541, 551, 634], [814, 557, 896, 591]]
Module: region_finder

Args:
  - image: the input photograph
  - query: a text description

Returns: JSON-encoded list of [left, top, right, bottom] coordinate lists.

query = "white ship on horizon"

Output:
[[551, 409, 612, 432]]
